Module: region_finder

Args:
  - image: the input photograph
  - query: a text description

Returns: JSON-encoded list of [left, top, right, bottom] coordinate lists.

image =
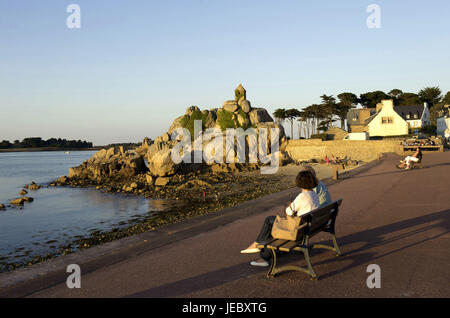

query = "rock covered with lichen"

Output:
[[68, 147, 147, 181], [148, 85, 286, 166], [165, 84, 282, 138]]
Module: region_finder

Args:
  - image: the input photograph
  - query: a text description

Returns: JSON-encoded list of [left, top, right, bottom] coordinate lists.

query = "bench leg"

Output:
[[311, 233, 342, 256], [302, 247, 318, 280], [267, 248, 277, 278], [265, 248, 318, 280], [331, 233, 342, 256]]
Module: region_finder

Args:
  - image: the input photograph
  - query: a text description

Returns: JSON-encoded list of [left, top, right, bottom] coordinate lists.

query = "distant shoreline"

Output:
[[0, 147, 104, 153]]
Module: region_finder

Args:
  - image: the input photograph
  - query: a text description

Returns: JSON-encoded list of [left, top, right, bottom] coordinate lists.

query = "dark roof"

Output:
[[364, 113, 377, 125], [346, 108, 377, 125], [346, 109, 361, 125], [394, 104, 425, 120]]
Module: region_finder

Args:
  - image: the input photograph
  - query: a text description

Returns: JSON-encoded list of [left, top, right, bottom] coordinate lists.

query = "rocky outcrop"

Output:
[[64, 85, 287, 190], [166, 84, 280, 137], [135, 137, 154, 156], [223, 100, 239, 113], [249, 108, 273, 125], [69, 147, 147, 181], [147, 149, 179, 177], [239, 100, 251, 113], [237, 113, 250, 127], [155, 176, 170, 186]]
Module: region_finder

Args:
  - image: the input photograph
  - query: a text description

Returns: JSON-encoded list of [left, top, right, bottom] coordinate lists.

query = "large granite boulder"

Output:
[[235, 84, 246, 103], [168, 115, 185, 135], [249, 108, 274, 125], [238, 100, 252, 113], [185, 106, 200, 116], [147, 148, 179, 177], [237, 113, 250, 127], [135, 137, 154, 156], [204, 109, 217, 129], [223, 100, 239, 113]]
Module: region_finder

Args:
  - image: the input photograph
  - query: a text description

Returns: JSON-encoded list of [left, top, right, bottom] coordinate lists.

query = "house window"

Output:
[[381, 117, 393, 124], [406, 114, 410, 119], [414, 114, 419, 119]]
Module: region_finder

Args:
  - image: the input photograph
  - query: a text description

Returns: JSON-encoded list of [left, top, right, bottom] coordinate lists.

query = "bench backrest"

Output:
[[301, 199, 342, 237]]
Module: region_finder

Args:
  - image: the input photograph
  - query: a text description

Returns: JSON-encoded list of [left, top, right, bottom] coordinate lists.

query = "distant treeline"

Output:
[[0, 137, 93, 149]]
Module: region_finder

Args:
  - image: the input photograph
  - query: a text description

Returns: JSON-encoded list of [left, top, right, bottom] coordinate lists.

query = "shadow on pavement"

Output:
[[304, 208, 450, 280], [128, 208, 449, 296], [125, 262, 260, 298]]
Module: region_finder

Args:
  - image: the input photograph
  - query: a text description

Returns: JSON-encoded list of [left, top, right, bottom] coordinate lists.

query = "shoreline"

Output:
[[0, 147, 103, 153], [0, 157, 382, 295], [0, 160, 368, 273]]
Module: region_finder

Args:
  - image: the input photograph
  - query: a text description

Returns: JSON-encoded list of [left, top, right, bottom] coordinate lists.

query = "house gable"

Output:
[[367, 100, 409, 137], [393, 103, 429, 128]]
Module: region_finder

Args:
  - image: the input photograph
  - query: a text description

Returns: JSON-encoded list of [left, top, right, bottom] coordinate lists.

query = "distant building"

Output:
[[437, 105, 450, 138], [366, 100, 409, 137], [347, 108, 376, 133], [394, 103, 430, 133], [347, 100, 430, 137]]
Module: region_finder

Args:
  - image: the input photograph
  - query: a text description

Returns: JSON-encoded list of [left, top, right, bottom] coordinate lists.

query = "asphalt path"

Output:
[[1, 151, 449, 298]]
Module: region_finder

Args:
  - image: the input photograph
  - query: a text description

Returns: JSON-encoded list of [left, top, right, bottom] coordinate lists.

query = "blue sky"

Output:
[[1, 0, 449, 145]]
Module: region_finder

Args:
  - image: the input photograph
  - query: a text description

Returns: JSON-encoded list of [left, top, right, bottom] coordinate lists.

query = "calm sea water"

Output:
[[0, 151, 158, 267]]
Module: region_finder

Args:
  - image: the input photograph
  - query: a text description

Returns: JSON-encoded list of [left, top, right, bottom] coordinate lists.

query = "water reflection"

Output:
[[0, 151, 178, 268]]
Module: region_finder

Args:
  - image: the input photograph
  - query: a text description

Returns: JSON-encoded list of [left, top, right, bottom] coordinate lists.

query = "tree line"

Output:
[[0, 137, 93, 149], [273, 86, 450, 139]]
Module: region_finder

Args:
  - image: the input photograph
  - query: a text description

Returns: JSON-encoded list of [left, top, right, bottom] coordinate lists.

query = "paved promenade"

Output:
[[1, 151, 449, 298]]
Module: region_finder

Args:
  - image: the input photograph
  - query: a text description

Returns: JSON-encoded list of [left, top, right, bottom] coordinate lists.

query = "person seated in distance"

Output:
[[397, 147, 422, 170]]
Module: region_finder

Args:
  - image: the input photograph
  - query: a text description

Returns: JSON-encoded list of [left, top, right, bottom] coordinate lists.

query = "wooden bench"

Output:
[[257, 199, 343, 280]]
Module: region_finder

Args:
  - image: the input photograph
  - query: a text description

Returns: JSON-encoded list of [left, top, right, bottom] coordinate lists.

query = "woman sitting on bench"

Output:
[[240, 169, 323, 267], [397, 147, 422, 170]]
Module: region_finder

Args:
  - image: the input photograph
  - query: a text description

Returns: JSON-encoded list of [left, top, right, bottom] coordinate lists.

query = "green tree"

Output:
[[388, 89, 403, 99], [397, 92, 421, 106], [418, 86, 442, 107], [273, 108, 287, 125], [285, 108, 302, 139], [359, 91, 390, 108], [319, 94, 338, 130], [304, 103, 325, 134], [441, 91, 450, 105], [0, 140, 12, 149], [337, 92, 359, 107], [336, 93, 358, 129]]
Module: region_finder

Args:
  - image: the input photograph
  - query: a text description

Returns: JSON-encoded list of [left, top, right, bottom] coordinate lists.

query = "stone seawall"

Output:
[[286, 139, 404, 162]]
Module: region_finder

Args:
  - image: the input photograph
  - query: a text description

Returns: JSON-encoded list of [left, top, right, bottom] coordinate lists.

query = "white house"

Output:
[[437, 106, 450, 138], [367, 100, 409, 137], [394, 102, 430, 133]]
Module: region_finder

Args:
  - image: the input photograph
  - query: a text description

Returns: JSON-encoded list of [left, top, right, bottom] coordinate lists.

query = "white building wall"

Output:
[[437, 117, 450, 136], [368, 100, 409, 137]]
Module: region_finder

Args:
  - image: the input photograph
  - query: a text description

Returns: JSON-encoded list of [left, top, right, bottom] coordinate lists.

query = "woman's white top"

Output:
[[285, 191, 320, 217]]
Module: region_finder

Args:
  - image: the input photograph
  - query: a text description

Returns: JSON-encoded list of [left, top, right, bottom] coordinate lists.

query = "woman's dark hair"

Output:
[[295, 170, 318, 190]]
